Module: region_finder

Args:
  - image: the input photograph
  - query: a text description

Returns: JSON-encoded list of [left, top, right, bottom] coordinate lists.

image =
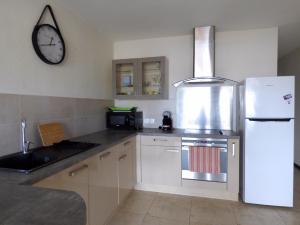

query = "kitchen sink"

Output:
[[0, 141, 100, 173], [0, 150, 59, 173]]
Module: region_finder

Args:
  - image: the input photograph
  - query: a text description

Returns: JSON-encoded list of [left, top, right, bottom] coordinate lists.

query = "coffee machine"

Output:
[[160, 111, 173, 131]]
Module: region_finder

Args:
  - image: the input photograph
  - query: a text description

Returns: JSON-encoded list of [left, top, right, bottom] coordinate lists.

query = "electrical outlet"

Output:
[[144, 118, 150, 124], [144, 118, 155, 124]]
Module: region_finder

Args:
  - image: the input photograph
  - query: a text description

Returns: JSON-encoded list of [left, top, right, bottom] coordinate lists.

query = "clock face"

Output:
[[32, 24, 65, 65]]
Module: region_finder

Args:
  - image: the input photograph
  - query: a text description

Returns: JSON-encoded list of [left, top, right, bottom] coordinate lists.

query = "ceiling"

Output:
[[59, 0, 300, 58]]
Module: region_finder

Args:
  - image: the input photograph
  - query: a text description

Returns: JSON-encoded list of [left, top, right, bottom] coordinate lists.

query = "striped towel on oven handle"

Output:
[[189, 146, 221, 173]]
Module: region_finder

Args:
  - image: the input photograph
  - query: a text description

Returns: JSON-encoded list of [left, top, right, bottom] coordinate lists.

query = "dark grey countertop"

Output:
[[0, 184, 86, 225], [0, 128, 239, 225]]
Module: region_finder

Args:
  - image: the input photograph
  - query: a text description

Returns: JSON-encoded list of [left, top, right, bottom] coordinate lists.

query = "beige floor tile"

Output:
[[141, 215, 188, 225], [233, 204, 285, 225], [120, 191, 157, 215], [107, 211, 145, 225], [191, 197, 237, 225], [156, 193, 192, 208], [148, 193, 191, 223], [277, 208, 300, 225], [192, 197, 236, 211]]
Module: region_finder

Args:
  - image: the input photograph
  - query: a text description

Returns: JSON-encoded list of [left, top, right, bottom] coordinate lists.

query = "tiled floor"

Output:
[[108, 168, 300, 225]]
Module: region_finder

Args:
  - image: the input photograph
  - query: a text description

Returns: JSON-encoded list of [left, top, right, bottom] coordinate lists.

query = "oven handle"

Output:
[[182, 142, 227, 148], [164, 148, 180, 153]]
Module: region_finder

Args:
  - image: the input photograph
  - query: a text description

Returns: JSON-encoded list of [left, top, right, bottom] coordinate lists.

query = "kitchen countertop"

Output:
[[0, 128, 239, 225], [139, 128, 240, 139]]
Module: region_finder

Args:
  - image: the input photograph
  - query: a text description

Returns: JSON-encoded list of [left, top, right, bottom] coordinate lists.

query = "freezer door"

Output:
[[245, 76, 294, 118], [244, 119, 294, 207]]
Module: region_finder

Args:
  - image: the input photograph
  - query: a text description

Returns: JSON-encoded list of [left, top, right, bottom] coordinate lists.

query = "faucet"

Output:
[[21, 119, 31, 154]]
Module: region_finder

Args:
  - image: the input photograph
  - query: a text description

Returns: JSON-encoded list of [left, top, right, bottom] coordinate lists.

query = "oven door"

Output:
[[182, 137, 228, 183]]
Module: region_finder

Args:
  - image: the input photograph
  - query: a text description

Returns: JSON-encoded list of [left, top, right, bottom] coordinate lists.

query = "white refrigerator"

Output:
[[242, 76, 295, 207]]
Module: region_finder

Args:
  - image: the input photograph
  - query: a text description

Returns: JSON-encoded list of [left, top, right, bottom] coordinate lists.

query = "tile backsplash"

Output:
[[0, 93, 113, 156]]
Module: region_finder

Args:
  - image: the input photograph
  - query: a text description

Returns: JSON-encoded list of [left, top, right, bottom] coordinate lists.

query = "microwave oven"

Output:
[[106, 111, 143, 130]]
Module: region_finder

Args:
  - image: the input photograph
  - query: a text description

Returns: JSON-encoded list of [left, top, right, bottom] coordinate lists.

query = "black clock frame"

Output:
[[32, 24, 66, 65], [32, 5, 66, 65]]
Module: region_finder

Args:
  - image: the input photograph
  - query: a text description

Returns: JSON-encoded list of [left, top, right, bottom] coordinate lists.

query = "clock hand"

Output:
[[39, 44, 56, 46], [49, 37, 53, 45]]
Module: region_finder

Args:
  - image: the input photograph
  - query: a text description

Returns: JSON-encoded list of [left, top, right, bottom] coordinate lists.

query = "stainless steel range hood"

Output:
[[173, 26, 238, 87]]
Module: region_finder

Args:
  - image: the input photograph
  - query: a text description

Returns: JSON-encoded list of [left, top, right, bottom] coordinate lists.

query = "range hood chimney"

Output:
[[174, 26, 237, 87], [194, 26, 215, 78]]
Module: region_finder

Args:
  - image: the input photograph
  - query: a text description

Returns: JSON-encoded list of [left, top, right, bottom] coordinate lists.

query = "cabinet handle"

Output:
[[165, 149, 179, 153], [69, 164, 88, 177], [232, 142, 235, 157], [119, 154, 127, 161], [124, 141, 131, 146], [153, 138, 168, 142], [99, 151, 111, 160]]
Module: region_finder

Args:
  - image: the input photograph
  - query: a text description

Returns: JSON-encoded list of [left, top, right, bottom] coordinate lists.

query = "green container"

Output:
[[108, 107, 137, 112]]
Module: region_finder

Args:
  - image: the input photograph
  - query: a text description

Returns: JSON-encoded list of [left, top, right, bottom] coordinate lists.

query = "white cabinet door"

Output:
[[244, 119, 294, 207], [141, 145, 181, 186], [227, 139, 239, 195], [245, 76, 295, 118], [118, 138, 135, 204], [89, 147, 118, 225], [35, 160, 90, 225]]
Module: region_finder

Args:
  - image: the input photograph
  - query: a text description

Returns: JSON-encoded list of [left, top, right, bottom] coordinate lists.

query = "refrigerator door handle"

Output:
[[248, 118, 292, 122]]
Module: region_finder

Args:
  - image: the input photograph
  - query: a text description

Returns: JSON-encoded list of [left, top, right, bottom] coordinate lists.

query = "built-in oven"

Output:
[[182, 137, 228, 183]]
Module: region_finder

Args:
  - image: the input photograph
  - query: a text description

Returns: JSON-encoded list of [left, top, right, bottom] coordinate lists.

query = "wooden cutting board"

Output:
[[38, 122, 65, 146]]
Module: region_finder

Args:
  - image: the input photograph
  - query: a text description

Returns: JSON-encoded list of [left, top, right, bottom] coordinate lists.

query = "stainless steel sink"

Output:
[[0, 141, 100, 173]]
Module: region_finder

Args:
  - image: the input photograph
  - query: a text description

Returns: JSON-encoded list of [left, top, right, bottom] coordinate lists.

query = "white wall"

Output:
[[279, 48, 300, 166], [114, 28, 278, 128], [216, 28, 278, 80], [0, 0, 113, 99]]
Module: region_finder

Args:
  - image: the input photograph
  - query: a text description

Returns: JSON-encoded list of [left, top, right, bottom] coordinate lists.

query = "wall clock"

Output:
[[32, 5, 66, 65]]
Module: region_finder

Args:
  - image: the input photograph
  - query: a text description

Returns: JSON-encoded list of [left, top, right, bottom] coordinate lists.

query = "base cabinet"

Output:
[[89, 146, 118, 225], [141, 145, 181, 186], [118, 138, 135, 204], [34, 160, 90, 225], [137, 135, 240, 201], [34, 137, 136, 225]]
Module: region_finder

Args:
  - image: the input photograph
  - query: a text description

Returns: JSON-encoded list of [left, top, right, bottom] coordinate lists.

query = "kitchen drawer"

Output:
[[141, 135, 181, 147]]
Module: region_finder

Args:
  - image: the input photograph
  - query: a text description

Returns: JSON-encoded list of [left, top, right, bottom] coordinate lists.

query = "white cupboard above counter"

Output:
[[135, 134, 240, 201]]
